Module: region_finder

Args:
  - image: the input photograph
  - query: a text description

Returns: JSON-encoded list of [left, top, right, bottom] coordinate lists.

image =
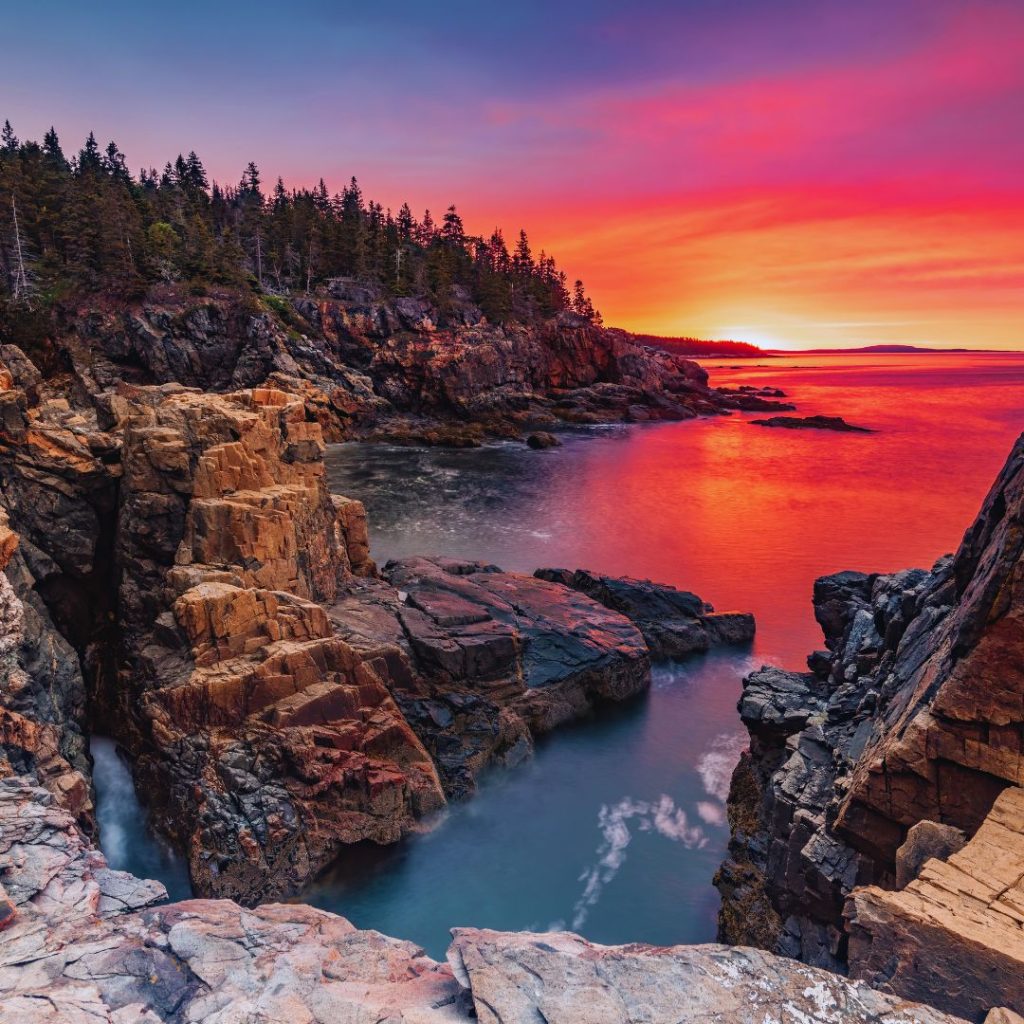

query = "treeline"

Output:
[[0, 119, 601, 326], [631, 334, 765, 358]]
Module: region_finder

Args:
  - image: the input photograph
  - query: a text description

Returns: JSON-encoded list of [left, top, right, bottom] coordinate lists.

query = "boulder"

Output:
[[526, 430, 561, 449], [894, 820, 966, 888]]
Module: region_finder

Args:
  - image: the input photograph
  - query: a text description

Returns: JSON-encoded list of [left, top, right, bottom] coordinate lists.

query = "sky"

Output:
[[5, 0, 1024, 349]]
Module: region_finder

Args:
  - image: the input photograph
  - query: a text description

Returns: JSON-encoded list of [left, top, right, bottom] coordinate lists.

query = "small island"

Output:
[[750, 414, 873, 432]]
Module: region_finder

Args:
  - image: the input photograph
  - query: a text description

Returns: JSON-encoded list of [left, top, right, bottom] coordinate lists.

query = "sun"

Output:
[[716, 326, 793, 351]]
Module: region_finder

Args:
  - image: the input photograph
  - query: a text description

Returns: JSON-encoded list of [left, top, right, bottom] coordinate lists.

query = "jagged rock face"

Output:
[[48, 288, 729, 444], [0, 368, 679, 903], [717, 433, 1024, 969], [330, 557, 653, 798], [59, 292, 285, 393], [113, 385, 445, 902], [535, 567, 756, 658], [0, 499, 93, 830], [0, 779, 965, 1024]]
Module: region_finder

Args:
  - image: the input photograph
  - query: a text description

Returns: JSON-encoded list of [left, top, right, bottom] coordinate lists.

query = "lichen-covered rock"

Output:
[[534, 567, 755, 658], [447, 928, 961, 1024], [0, 779, 966, 1024]]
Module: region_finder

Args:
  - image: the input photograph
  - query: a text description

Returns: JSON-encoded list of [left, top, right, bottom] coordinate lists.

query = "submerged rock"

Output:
[[534, 568, 755, 659], [526, 430, 561, 449]]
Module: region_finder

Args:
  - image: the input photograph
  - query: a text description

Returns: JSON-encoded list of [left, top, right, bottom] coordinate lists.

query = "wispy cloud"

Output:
[[697, 733, 747, 804], [570, 795, 707, 930]]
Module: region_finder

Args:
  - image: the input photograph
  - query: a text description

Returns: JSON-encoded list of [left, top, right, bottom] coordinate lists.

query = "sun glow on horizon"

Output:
[[5, 1, 1023, 350]]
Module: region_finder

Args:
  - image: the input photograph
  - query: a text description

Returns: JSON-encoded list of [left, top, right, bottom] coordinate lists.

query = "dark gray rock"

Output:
[[717, 431, 1024, 975], [751, 415, 873, 432], [534, 568, 754, 659]]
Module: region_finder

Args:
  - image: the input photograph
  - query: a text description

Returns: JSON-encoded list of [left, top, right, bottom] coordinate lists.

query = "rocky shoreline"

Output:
[[0, 289, 1020, 1022], [47, 284, 782, 446]]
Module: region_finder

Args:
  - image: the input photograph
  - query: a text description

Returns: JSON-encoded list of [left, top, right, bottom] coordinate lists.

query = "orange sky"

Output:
[[10, 1, 1024, 349], [532, 187, 1024, 349]]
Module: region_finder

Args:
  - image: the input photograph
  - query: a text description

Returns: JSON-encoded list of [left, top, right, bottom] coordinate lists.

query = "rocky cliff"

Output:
[[41, 284, 746, 446], [717, 433, 1024, 1014], [0, 350, 754, 905]]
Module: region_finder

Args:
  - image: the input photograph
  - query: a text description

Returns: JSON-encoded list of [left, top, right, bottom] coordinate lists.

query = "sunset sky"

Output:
[[7, 1, 1024, 349]]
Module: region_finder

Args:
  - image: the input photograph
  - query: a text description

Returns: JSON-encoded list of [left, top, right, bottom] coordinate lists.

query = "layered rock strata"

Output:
[[0, 778, 965, 1024], [846, 785, 1024, 1020], [333, 557, 653, 797], [717, 433, 1024, 975], [111, 385, 446, 902]]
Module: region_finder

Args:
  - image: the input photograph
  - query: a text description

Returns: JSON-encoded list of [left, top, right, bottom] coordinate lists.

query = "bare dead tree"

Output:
[[10, 196, 30, 300], [254, 226, 264, 289]]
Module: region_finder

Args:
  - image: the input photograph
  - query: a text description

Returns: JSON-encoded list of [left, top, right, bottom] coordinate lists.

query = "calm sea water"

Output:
[[96, 352, 1024, 957]]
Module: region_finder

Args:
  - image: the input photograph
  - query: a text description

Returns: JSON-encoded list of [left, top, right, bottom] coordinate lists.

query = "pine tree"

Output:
[[103, 141, 130, 182], [42, 127, 67, 168], [513, 229, 533, 276], [441, 205, 465, 247], [1, 121, 18, 152], [77, 132, 102, 174], [419, 209, 436, 245], [397, 203, 415, 242]]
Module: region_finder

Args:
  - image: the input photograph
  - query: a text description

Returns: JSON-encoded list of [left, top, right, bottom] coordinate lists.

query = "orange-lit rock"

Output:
[[847, 786, 1024, 1019], [113, 386, 445, 902]]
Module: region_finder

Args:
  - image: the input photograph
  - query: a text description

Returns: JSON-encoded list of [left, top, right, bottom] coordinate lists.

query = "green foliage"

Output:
[[0, 119, 602, 326]]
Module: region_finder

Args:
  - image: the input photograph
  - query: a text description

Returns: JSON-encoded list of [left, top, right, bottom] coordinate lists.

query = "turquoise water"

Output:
[[97, 352, 1024, 958]]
